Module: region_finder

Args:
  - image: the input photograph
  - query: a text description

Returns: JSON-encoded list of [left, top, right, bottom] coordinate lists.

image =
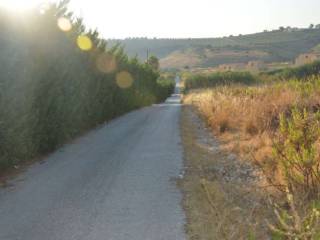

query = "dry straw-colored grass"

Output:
[[184, 83, 320, 185]]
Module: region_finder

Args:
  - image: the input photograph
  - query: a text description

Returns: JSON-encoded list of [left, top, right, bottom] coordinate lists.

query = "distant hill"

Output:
[[109, 28, 320, 69]]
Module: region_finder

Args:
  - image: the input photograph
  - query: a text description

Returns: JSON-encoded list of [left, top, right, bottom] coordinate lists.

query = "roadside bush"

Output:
[[156, 79, 175, 102], [268, 61, 320, 80], [273, 108, 320, 197], [268, 188, 320, 240], [0, 2, 172, 171], [184, 71, 257, 91]]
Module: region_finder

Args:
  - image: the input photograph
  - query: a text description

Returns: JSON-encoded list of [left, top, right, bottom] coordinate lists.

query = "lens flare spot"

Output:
[[116, 71, 134, 89], [96, 53, 117, 73], [77, 35, 92, 51], [39, 2, 50, 15], [57, 17, 72, 32]]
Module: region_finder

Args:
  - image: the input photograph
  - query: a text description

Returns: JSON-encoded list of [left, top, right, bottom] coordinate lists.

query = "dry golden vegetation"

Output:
[[183, 69, 320, 239], [184, 80, 320, 186]]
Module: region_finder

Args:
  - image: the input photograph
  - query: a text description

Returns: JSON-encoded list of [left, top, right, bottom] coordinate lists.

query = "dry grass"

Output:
[[183, 83, 320, 185], [182, 77, 320, 239]]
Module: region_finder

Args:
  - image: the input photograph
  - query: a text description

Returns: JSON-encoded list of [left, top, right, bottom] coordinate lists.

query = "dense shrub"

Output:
[[0, 2, 172, 170], [184, 71, 257, 91], [267, 61, 320, 80], [269, 109, 320, 239], [156, 79, 175, 102], [268, 187, 320, 239], [274, 108, 320, 197]]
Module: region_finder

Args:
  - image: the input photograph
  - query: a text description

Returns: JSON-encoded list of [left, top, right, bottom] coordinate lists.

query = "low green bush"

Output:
[[273, 108, 320, 197], [157, 79, 175, 102], [184, 71, 257, 91], [267, 61, 320, 80]]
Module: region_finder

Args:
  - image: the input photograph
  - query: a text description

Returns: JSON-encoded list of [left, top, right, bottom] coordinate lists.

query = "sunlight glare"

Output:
[[77, 35, 93, 51], [96, 53, 117, 73], [116, 71, 134, 89], [0, 0, 50, 11], [57, 17, 72, 32]]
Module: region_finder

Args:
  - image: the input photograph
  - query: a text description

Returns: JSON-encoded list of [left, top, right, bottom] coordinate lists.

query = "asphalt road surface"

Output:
[[0, 78, 186, 240]]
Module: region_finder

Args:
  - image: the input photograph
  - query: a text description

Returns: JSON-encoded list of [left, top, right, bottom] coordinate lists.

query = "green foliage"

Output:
[[156, 72, 176, 101], [248, 229, 256, 240], [262, 99, 320, 239], [268, 189, 320, 240], [156, 79, 175, 102], [184, 71, 257, 91], [0, 2, 172, 170], [273, 108, 320, 197], [269, 61, 320, 80], [148, 55, 160, 71]]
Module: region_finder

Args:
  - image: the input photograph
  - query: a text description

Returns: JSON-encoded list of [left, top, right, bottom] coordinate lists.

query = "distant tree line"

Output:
[[277, 24, 320, 32], [0, 0, 174, 170]]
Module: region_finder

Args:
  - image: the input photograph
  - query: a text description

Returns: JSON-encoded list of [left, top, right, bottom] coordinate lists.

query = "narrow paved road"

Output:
[[0, 79, 186, 240]]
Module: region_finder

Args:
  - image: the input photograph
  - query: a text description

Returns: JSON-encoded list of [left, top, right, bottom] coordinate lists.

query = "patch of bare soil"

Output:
[[179, 105, 274, 240]]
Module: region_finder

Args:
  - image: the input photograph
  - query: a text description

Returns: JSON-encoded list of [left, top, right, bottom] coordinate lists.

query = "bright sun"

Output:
[[0, 0, 51, 11]]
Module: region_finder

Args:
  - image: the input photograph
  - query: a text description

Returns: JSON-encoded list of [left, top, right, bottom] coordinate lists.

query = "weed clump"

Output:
[[274, 108, 320, 197]]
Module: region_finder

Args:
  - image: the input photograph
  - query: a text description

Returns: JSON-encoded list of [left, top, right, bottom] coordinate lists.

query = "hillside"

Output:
[[109, 28, 320, 69]]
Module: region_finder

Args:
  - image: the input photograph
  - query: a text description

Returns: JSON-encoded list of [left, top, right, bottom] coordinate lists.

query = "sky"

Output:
[[1, 0, 320, 39]]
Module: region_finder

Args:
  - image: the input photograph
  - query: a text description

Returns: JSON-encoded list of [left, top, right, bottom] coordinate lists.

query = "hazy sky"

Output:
[[1, 0, 320, 39]]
